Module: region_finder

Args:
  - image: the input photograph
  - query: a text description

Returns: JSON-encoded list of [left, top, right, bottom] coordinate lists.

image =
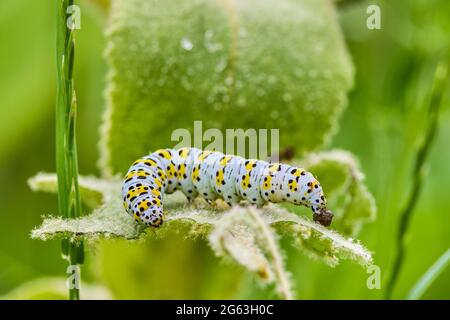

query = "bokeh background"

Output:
[[0, 0, 449, 299]]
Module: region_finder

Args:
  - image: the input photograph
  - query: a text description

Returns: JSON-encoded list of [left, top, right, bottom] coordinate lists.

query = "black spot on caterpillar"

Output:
[[122, 148, 333, 228]]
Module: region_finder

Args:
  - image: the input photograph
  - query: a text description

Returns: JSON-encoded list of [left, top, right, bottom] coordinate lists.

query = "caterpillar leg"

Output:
[[211, 198, 230, 210], [204, 198, 228, 210]]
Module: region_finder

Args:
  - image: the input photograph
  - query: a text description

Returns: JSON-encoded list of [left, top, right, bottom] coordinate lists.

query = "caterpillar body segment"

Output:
[[122, 148, 333, 228]]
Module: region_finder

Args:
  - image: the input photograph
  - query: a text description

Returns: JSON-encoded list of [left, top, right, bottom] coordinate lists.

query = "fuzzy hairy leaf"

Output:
[[100, 0, 354, 176], [29, 174, 372, 268], [30, 173, 372, 299], [267, 208, 372, 267]]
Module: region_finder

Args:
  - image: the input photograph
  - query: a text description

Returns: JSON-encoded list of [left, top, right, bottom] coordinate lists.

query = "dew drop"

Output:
[[181, 77, 192, 91], [181, 37, 194, 51], [268, 75, 277, 84], [215, 59, 227, 72], [157, 78, 166, 86], [237, 96, 246, 107], [206, 95, 215, 104], [308, 70, 318, 79], [205, 30, 214, 39], [270, 111, 280, 119], [282, 93, 292, 102], [224, 77, 234, 86]]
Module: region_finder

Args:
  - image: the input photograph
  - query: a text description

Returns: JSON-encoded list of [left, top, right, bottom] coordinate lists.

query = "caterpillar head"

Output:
[[313, 208, 333, 227], [307, 181, 331, 226], [140, 205, 164, 227], [132, 198, 164, 227]]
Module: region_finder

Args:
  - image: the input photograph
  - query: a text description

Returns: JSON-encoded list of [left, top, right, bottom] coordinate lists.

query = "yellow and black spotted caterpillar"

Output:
[[122, 148, 333, 228]]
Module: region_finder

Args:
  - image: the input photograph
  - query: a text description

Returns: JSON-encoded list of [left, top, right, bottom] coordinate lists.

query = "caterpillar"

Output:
[[122, 148, 333, 228]]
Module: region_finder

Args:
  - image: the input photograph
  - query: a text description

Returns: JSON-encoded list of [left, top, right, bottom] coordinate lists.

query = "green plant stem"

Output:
[[385, 63, 448, 299], [407, 249, 450, 300], [248, 207, 293, 300], [56, 0, 84, 300]]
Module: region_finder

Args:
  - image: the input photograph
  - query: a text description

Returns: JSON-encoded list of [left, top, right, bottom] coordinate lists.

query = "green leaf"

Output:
[[290, 150, 377, 236], [29, 173, 105, 210], [100, 0, 354, 176], [29, 172, 372, 299], [29, 174, 372, 267]]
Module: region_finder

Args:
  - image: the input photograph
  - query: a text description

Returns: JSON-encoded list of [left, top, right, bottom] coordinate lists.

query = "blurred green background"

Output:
[[0, 0, 449, 299]]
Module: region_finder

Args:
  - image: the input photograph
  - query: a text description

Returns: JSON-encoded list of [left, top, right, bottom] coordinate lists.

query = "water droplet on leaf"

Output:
[[181, 37, 194, 51]]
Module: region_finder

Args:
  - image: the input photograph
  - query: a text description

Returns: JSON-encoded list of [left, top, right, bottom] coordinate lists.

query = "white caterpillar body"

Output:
[[122, 148, 333, 227]]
